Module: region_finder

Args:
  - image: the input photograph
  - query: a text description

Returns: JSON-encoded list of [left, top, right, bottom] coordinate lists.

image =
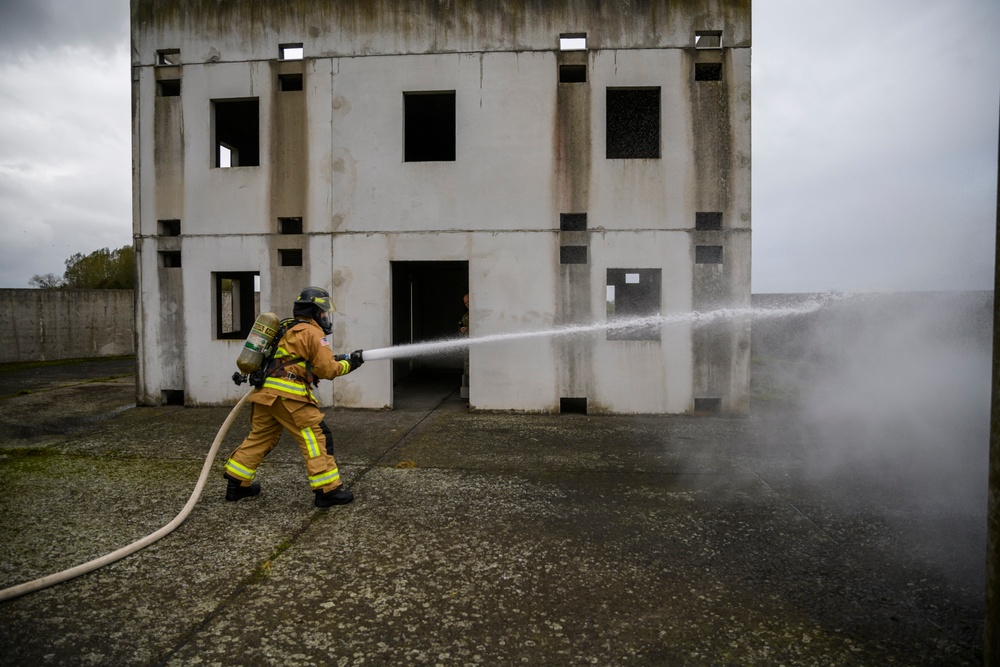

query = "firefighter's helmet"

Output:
[[296, 286, 335, 313]]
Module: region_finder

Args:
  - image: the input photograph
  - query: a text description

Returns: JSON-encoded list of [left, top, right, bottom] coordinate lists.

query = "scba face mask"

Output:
[[317, 311, 333, 335]]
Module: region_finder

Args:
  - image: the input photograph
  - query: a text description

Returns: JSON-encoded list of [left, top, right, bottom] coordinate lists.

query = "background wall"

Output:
[[0, 289, 134, 363]]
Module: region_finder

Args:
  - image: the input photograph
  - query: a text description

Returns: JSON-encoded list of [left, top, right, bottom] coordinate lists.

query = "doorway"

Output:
[[391, 261, 469, 401]]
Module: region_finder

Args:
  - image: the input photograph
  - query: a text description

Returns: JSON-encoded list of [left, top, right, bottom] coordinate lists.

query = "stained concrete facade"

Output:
[[131, 0, 752, 412]]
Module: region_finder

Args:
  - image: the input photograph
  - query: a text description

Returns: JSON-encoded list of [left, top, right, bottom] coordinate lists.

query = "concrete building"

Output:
[[130, 0, 752, 413]]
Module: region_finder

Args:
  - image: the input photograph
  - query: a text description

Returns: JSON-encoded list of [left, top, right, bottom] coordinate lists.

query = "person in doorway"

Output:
[[459, 293, 470, 400], [223, 286, 365, 508], [459, 293, 470, 336]]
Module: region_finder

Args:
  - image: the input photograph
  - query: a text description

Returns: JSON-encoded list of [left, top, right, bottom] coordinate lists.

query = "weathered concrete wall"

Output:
[[131, 0, 751, 410], [0, 289, 134, 363]]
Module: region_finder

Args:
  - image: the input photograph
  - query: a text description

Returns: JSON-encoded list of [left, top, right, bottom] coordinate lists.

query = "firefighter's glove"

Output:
[[349, 350, 364, 371]]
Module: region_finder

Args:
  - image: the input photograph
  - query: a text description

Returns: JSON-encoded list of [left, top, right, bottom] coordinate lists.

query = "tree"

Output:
[[30, 245, 135, 289], [28, 273, 65, 289]]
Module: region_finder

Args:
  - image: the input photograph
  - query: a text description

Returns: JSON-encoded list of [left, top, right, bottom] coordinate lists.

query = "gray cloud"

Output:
[[0, 0, 128, 56], [751, 0, 999, 293]]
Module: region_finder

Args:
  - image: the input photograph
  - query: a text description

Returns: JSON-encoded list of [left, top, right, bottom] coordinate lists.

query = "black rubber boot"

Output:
[[314, 485, 354, 508], [224, 474, 261, 502]]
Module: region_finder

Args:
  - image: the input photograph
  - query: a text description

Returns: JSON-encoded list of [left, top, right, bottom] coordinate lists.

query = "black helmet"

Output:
[[294, 286, 335, 334], [295, 286, 335, 313]]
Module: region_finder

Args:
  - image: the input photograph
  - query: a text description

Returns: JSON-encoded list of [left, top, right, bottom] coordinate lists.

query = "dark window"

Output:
[[279, 249, 303, 266], [559, 64, 587, 83], [157, 79, 181, 97], [694, 397, 721, 413], [159, 251, 181, 268], [696, 246, 724, 264], [404, 91, 456, 162], [214, 271, 259, 339], [606, 88, 660, 159], [158, 219, 181, 236], [560, 246, 588, 264], [606, 269, 661, 340], [560, 213, 587, 231], [695, 212, 723, 230], [213, 99, 260, 167], [560, 397, 588, 414], [279, 217, 303, 234], [278, 73, 303, 92], [161, 390, 185, 405], [695, 63, 723, 81]]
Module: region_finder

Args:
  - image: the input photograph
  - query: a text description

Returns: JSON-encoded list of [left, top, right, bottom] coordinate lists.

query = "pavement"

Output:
[[0, 343, 989, 666]]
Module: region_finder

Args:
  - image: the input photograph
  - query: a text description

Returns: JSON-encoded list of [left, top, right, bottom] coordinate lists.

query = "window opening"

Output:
[[213, 99, 260, 168], [159, 251, 181, 268], [157, 79, 181, 97], [695, 31, 723, 49], [279, 249, 303, 266], [279, 73, 303, 91], [158, 219, 181, 236], [560, 246, 588, 265], [696, 245, 724, 264], [559, 33, 587, 51], [694, 397, 721, 414], [279, 44, 304, 60], [215, 271, 260, 339], [279, 217, 303, 234], [606, 88, 660, 159], [606, 269, 661, 340], [161, 390, 185, 405], [156, 49, 180, 66], [559, 64, 587, 83], [560, 213, 587, 231], [695, 212, 723, 230], [404, 91, 456, 162], [695, 62, 723, 81], [560, 397, 588, 414]]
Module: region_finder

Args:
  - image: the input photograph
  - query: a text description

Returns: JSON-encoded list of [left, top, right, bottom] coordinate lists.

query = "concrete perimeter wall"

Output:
[[0, 289, 134, 363]]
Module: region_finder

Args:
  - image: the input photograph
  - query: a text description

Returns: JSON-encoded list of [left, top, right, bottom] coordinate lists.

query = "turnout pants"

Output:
[[225, 394, 342, 494]]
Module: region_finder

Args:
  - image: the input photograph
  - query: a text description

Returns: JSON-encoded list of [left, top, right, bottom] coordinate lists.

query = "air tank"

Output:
[[236, 312, 281, 374]]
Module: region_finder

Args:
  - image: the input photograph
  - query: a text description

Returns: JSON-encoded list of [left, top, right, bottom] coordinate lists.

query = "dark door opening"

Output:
[[391, 261, 469, 402]]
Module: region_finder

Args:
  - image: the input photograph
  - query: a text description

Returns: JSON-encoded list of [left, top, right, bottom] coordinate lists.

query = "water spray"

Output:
[[363, 299, 831, 361]]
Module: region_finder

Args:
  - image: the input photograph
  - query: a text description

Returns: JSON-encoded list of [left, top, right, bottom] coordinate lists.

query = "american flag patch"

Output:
[[320, 337, 329, 347]]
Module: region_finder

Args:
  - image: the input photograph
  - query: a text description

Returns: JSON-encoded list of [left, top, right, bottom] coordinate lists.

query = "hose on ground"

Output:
[[0, 390, 253, 603]]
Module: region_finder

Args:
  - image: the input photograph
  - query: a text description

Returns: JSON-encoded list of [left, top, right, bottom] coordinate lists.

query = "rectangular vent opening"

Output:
[[695, 62, 723, 82], [560, 397, 588, 414], [158, 219, 181, 236], [157, 79, 181, 97], [161, 390, 185, 406], [279, 44, 304, 60], [695, 246, 723, 264], [694, 397, 721, 414], [278, 73, 303, 91], [279, 249, 303, 266], [695, 212, 723, 230], [279, 217, 303, 234], [559, 33, 587, 51], [159, 251, 181, 268], [559, 64, 587, 83]]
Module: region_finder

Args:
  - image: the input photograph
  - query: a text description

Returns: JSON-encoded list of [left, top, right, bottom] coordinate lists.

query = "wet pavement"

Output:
[[0, 345, 988, 666]]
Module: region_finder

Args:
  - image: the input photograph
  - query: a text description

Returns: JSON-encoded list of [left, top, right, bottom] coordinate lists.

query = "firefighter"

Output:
[[223, 286, 364, 508]]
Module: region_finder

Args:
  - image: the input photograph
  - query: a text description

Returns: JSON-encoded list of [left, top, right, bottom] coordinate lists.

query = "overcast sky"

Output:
[[0, 0, 997, 293]]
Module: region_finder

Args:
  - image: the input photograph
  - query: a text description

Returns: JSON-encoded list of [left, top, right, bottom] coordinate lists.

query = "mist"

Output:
[[751, 291, 993, 587]]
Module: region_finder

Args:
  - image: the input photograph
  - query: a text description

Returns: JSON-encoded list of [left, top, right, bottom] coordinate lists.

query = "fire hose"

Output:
[[0, 390, 254, 603]]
